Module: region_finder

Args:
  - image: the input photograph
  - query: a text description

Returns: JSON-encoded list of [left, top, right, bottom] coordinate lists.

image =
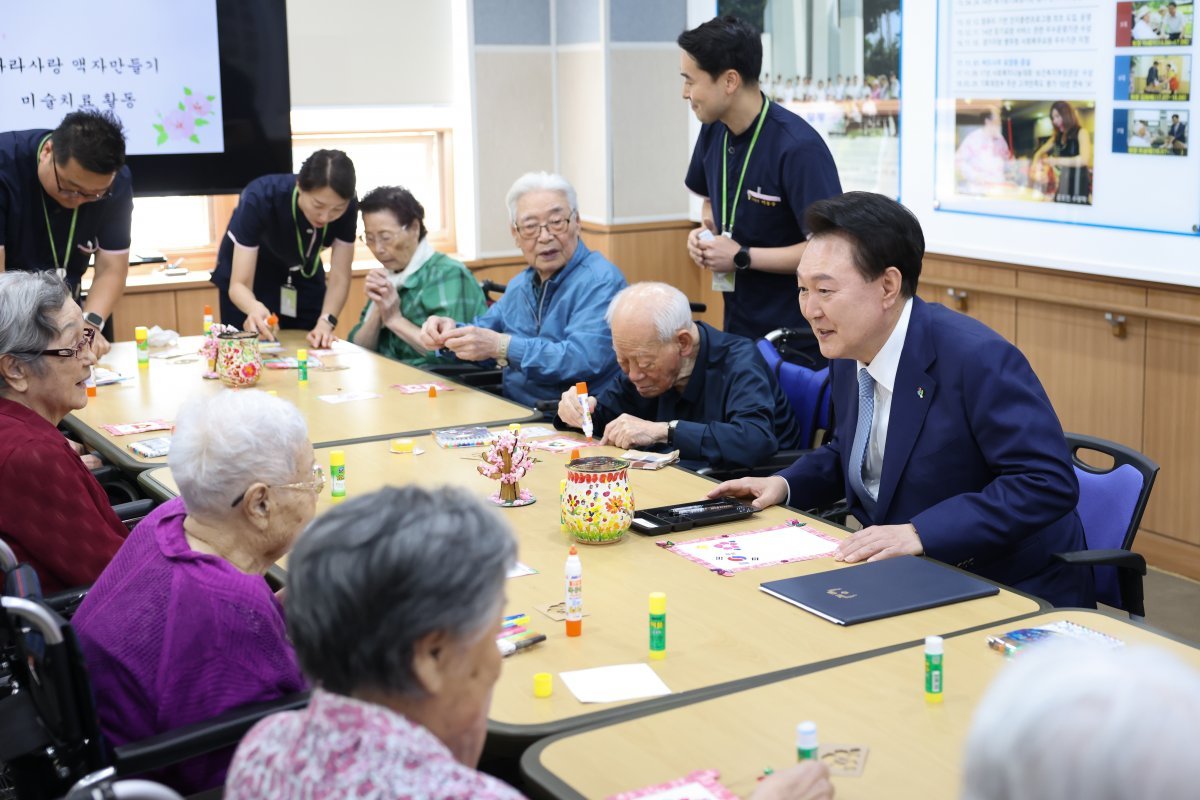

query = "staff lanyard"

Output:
[[291, 187, 327, 280], [720, 95, 770, 237], [37, 135, 79, 275]]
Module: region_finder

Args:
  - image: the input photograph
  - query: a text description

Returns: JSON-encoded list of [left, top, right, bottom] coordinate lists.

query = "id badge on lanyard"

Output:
[[281, 267, 300, 317]]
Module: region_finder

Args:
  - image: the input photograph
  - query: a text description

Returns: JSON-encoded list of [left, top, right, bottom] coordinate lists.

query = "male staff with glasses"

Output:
[[420, 171, 627, 408], [0, 110, 133, 356]]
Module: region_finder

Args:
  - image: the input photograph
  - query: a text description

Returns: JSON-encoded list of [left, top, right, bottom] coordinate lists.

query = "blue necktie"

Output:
[[849, 368, 876, 513]]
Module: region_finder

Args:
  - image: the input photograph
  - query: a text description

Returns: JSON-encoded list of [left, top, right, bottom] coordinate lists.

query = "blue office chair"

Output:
[[1053, 432, 1159, 619], [756, 329, 833, 451]]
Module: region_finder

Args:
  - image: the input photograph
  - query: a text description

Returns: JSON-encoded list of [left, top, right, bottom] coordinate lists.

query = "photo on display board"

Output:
[[1112, 109, 1189, 154], [1117, 54, 1192, 101], [952, 100, 1095, 205], [1115, 1, 1194, 47]]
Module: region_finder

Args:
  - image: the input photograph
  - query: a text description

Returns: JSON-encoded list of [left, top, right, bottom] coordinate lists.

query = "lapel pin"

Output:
[[917, 387, 925, 399]]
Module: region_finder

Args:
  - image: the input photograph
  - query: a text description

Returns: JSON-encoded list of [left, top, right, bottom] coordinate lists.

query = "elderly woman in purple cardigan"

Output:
[[74, 389, 320, 794]]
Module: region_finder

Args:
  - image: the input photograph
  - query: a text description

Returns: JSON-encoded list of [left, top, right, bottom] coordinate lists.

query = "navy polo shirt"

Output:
[[210, 173, 358, 330], [0, 128, 134, 292], [685, 97, 841, 343]]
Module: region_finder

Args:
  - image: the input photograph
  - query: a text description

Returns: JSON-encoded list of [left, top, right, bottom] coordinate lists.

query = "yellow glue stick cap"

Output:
[[330, 450, 345, 467], [390, 438, 414, 454], [649, 592, 667, 614], [134, 326, 148, 341], [533, 672, 553, 698], [296, 348, 308, 360]]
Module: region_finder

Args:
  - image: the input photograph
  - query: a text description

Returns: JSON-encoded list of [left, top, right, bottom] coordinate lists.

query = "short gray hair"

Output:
[[285, 485, 516, 697], [962, 642, 1200, 800], [606, 282, 693, 342], [169, 390, 310, 518], [0, 271, 71, 390], [506, 171, 578, 224]]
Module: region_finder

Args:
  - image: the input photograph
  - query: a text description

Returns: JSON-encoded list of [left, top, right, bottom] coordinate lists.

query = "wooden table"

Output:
[[523, 610, 1200, 799], [139, 432, 1045, 748], [65, 331, 537, 471]]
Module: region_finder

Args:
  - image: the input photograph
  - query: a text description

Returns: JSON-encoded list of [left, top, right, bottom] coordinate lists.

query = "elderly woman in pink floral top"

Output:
[[224, 485, 523, 799]]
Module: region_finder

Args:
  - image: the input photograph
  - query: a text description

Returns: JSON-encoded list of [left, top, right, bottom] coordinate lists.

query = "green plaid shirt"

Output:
[[350, 251, 487, 367]]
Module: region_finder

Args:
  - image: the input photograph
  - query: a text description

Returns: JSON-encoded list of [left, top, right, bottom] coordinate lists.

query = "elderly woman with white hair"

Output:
[[961, 642, 1200, 800], [74, 390, 316, 794], [420, 171, 627, 407], [0, 270, 126, 592]]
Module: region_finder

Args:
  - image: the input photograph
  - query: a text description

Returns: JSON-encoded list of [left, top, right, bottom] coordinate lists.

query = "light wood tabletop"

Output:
[[139, 430, 1045, 745], [64, 330, 537, 470], [526, 610, 1200, 800]]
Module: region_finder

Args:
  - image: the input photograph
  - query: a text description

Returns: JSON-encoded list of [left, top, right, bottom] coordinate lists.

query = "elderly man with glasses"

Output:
[[420, 171, 627, 407], [0, 270, 126, 591], [0, 109, 135, 356]]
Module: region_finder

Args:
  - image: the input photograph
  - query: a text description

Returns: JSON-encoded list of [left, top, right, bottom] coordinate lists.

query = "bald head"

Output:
[[606, 283, 698, 397]]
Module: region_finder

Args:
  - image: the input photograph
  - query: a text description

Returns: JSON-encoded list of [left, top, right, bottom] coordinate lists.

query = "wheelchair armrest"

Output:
[[112, 499, 156, 524], [1053, 549, 1147, 574], [112, 690, 312, 776], [688, 301, 707, 313], [44, 585, 92, 618]]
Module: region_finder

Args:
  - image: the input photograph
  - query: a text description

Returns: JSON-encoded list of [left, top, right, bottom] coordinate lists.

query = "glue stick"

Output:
[[135, 326, 149, 365], [330, 450, 346, 498], [796, 721, 819, 761], [296, 348, 309, 385], [202, 304, 213, 334], [649, 592, 667, 660], [85, 367, 97, 398], [574, 382, 593, 439], [925, 635, 944, 703], [565, 546, 582, 637]]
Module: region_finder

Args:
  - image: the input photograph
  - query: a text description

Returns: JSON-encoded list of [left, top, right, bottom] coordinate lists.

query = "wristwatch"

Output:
[[496, 334, 511, 368], [733, 246, 752, 271], [321, 312, 338, 327], [83, 311, 105, 329], [666, 419, 679, 445]]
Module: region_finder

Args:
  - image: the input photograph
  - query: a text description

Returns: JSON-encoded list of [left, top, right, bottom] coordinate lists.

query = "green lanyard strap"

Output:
[[720, 95, 771, 237], [37, 135, 79, 275], [291, 187, 327, 280]]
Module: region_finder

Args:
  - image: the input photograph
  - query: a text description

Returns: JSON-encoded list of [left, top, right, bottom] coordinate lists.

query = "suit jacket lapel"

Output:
[[874, 297, 937, 518]]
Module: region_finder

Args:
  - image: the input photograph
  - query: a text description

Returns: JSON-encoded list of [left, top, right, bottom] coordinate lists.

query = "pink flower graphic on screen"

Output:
[[162, 110, 195, 140], [153, 86, 218, 146]]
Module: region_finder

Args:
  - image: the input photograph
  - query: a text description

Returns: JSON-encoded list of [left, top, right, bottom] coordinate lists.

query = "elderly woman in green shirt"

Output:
[[349, 186, 485, 366]]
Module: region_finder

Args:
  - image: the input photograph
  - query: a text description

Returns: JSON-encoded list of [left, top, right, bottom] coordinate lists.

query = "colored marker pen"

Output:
[[565, 546, 582, 637], [135, 326, 149, 365], [796, 721, 819, 761], [330, 449, 346, 498], [649, 592, 667, 660], [574, 382, 593, 439], [925, 635, 944, 703], [296, 348, 309, 385]]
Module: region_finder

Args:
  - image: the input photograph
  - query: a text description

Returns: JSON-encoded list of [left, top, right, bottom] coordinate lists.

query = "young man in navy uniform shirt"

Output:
[[680, 15, 842, 365], [0, 110, 133, 355]]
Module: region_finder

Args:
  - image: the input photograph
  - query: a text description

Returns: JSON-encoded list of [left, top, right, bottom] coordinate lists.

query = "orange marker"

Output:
[[428, 385, 438, 397], [266, 314, 279, 340], [570, 448, 581, 461]]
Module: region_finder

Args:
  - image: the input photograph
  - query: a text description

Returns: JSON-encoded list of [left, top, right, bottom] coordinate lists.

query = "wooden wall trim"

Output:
[[927, 251, 1200, 296], [923, 277, 1200, 327], [1136, 529, 1200, 583]]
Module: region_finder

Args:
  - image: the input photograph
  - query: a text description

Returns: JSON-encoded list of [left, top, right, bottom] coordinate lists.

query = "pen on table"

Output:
[[497, 634, 546, 656], [503, 612, 528, 623], [497, 626, 528, 638]]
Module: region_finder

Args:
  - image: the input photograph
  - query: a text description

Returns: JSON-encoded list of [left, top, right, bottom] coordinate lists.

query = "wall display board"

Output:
[[933, 0, 1198, 238]]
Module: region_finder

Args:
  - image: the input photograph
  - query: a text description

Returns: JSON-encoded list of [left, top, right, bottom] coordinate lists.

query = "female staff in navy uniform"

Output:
[[210, 150, 357, 348]]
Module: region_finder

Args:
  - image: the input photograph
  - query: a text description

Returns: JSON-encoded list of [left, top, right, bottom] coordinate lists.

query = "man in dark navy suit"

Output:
[[710, 192, 1094, 608]]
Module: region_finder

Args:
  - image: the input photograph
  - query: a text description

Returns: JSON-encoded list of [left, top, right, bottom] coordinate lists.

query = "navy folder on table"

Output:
[[759, 555, 1000, 625]]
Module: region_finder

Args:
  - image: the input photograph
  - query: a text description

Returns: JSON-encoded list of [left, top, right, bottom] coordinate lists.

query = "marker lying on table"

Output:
[[497, 633, 546, 656]]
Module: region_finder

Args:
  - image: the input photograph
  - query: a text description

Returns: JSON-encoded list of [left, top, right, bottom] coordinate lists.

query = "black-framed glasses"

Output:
[[52, 157, 113, 201], [13, 327, 95, 359], [514, 211, 575, 240], [230, 464, 326, 507]]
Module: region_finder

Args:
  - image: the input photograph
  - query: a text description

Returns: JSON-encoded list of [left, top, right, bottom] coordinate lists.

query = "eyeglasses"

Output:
[[359, 231, 400, 247], [52, 158, 113, 201], [13, 326, 95, 359], [514, 211, 575, 240], [230, 464, 325, 507]]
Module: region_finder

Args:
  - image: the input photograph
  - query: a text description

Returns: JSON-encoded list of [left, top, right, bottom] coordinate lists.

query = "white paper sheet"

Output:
[[559, 663, 672, 704]]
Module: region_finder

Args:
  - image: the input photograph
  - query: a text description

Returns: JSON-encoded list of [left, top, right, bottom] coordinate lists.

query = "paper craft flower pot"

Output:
[[563, 456, 634, 545], [215, 331, 262, 388]]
